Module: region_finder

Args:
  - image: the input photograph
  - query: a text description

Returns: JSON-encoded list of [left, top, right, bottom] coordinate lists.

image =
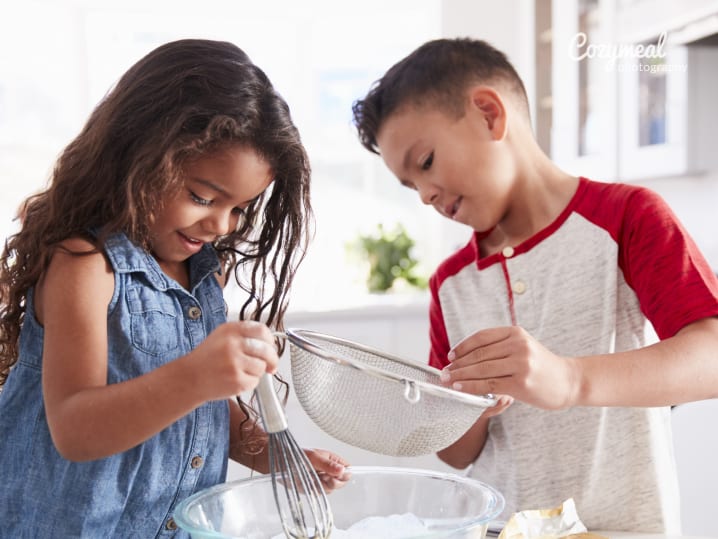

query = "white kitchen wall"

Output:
[[0, 0, 446, 314]]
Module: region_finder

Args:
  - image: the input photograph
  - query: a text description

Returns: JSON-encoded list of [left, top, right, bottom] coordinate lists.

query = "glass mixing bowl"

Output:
[[174, 466, 504, 539]]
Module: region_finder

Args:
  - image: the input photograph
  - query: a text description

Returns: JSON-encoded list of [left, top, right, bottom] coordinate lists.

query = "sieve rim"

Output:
[[282, 328, 497, 409]]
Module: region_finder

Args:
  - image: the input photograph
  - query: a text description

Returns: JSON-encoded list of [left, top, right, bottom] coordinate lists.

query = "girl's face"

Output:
[[150, 145, 273, 274], [375, 88, 516, 233]]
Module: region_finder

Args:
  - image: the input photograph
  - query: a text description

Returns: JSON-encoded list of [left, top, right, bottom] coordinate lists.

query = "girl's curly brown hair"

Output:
[[0, 38, 313, 389]]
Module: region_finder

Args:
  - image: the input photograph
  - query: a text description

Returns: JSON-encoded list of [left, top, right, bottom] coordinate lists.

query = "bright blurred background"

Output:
[[0, 0, 468, 313], [3, 2, 718, 534]]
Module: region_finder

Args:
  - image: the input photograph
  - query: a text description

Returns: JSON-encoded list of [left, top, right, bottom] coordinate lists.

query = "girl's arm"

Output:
[[227, 398, 350, 489], [228, 398, 270, 472], [39, 238, 278, 462]]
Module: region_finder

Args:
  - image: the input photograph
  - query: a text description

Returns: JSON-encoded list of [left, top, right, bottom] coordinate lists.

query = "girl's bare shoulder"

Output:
[[48, 237, 113, 277], [35, 237, 114, 324]]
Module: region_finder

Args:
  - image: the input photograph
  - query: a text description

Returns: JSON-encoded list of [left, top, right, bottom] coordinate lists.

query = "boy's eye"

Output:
[[189, 191, 212, 206], [420, 152, 434, 171]]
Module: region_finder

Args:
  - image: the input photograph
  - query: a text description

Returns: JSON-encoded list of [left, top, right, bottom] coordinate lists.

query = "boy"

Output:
[[352, 38, 718, 533]]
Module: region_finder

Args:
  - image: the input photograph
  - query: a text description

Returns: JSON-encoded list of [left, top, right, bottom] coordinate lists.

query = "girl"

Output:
[[0, 39, 348, 537]]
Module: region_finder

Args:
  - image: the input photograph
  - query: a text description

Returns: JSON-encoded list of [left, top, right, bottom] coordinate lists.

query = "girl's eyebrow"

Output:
[[191, 177, 257, 205], [193, 178, 230, 198]]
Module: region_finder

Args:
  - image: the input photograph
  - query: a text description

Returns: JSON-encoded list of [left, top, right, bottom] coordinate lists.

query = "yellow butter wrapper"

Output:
[[498, 498, 606, 539]]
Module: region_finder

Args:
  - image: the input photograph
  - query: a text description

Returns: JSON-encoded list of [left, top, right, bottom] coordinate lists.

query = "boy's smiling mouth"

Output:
[[445, 197, 462, 219]]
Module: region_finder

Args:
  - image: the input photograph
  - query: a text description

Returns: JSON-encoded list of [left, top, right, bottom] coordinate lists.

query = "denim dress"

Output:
[[0, 233, 230, 538]]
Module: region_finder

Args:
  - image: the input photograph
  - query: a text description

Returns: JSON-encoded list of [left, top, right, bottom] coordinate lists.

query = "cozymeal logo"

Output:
[[569, 30, 687, 73]]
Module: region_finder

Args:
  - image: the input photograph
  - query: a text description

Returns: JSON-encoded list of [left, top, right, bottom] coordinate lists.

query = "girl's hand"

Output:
[[304, 448, 351, 492], [439, 326, 579, 410], [191, 320, 279, 401]]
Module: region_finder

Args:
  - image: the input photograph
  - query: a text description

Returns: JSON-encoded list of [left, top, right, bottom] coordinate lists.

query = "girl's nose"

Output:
[[204, 210, 238, 237]]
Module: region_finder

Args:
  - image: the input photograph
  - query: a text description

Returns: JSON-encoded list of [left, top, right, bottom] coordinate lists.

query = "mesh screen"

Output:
[[288, 333, 493, 457]]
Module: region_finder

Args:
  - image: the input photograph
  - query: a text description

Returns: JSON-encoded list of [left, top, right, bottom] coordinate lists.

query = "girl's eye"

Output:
[[189, 191, 212, 206], [231, 207, 245, 216], [421, 152, 434, 171]]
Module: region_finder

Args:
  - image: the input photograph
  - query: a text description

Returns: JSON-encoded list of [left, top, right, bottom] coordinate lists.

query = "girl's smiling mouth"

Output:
[[177, 231, 204, 253]]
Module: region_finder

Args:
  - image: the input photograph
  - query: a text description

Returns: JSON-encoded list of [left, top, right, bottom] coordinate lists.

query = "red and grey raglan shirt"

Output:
[[429, 177, 718, 533]]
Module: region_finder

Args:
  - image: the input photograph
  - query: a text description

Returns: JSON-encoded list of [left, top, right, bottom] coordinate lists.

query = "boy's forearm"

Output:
[[573, 317, 718, 407], [436, 416, 489, 469]]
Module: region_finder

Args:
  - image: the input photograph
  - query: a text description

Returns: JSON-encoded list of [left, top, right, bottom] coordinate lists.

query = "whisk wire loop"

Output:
[[256, 373, 333, 539]]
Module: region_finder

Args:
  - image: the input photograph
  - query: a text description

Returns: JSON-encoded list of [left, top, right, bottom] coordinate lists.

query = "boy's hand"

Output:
[[191, 320, 279, 401], [482, 394, 514, 418], [439, 326, 580, 410]]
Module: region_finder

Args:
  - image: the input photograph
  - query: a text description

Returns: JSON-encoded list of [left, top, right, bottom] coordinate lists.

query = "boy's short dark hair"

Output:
[[352, 37, 529, 154]]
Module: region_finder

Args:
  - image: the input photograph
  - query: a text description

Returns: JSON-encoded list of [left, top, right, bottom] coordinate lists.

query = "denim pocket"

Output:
[[127, 287, 180, 355]]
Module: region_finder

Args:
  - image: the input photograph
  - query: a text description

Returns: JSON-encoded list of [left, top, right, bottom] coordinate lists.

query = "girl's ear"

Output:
[[468, 86, 508, 141]]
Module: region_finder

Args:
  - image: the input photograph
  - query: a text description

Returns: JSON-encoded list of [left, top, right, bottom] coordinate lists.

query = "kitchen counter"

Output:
[[593, 533, 714, 539]]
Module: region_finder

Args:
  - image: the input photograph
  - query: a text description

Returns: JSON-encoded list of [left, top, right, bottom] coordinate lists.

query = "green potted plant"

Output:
[[352, 223, 427, 293]]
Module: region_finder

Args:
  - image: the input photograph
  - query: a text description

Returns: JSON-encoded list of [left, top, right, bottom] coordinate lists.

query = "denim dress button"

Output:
[[188, 306, 202, 320], [165, 517, 177, 530], [191, 456, 204, 469]]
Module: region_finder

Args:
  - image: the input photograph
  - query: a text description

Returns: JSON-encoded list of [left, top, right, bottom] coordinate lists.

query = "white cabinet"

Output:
[[614, 0, 718, 180], [615, 0, 718, 43], [550, 0, 718, 182], [552, 0, 619, 181], [617, 43, 718, 180]]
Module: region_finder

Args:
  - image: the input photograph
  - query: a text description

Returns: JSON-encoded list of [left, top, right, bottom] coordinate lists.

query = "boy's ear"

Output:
[[468, 86, 507, 141]]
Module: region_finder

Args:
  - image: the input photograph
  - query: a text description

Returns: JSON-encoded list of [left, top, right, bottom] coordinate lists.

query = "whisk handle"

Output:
[[255, 373, 288, 434]]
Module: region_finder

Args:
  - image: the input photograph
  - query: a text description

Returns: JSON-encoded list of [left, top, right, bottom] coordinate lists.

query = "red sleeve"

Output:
[[610, 186, 718, 339], [428, 272, 451, 369]]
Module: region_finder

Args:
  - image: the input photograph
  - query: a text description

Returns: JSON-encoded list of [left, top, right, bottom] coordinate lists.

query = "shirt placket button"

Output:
[[512, 280, 527, 294], [188, 306, 202, 320]]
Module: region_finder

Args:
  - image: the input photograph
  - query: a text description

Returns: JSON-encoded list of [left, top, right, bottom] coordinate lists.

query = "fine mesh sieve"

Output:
[[281, 328, 497, 457]]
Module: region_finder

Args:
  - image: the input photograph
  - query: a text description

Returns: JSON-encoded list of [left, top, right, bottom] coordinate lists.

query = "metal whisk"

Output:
[[254, 372, 333, 539]]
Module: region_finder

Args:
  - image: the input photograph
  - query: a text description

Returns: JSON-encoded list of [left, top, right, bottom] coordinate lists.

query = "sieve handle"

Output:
[[254, 373, 288, 434], [403, 380, 421, 404]]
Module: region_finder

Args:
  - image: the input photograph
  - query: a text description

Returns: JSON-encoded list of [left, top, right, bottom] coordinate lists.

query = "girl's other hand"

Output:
[[304, 448, 351, 492], [191, 320, 279, 401]]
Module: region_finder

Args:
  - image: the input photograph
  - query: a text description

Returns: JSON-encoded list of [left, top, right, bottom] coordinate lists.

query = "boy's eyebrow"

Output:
[[402, 142, 419, 172]]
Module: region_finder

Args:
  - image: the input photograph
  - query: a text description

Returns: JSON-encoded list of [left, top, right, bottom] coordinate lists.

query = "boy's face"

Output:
[[375, 88, 515, 233]]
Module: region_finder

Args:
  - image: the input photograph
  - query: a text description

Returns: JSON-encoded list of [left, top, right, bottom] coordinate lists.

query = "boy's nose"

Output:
[[417, 185, 439, 205]]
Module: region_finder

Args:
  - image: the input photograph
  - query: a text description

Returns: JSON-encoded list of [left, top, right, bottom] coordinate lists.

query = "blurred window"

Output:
[[0, 1, 452, 311]]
